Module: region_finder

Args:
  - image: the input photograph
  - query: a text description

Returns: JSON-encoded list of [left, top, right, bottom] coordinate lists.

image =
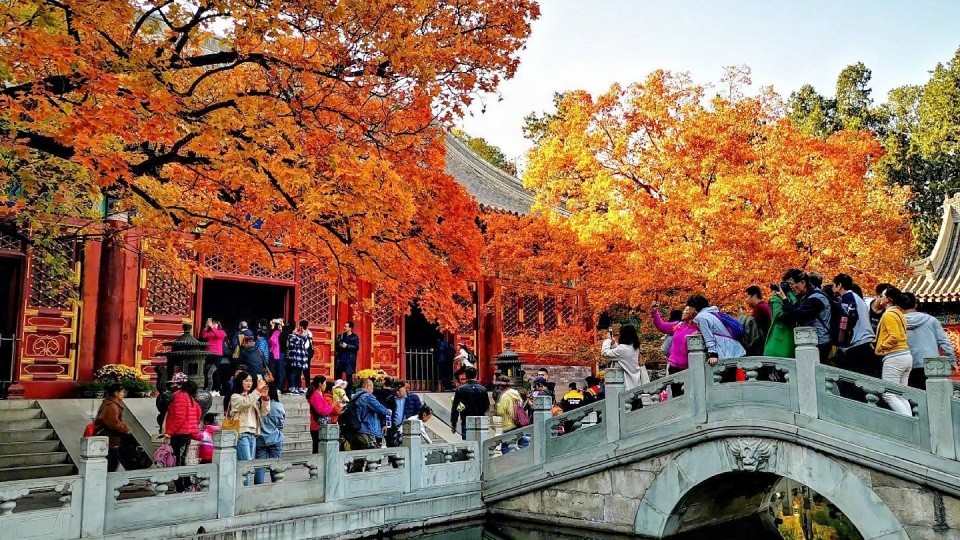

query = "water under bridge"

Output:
[[0, 328, 958, 539]]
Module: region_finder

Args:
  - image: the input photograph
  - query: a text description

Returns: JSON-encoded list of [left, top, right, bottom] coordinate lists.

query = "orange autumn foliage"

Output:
[[0, 0, 540, 329], [523, 69, 914, 313]]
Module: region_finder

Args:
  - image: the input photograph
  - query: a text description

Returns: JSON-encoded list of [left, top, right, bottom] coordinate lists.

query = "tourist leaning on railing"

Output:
[[873, 286, 913, 416]]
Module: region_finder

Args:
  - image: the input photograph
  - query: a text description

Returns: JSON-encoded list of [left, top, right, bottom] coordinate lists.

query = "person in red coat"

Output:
[[164, 380, 202, 476]]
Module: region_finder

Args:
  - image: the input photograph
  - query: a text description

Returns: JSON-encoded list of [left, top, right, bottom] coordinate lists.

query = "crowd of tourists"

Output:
[[632, 269, 957, 416], [90, 270, 958, 479]]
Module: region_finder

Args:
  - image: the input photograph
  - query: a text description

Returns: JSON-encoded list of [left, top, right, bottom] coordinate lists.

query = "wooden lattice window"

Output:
[[560, 295, 579, 325], [522, 294, 539, 335], [298, 265, 331, 325], [0, 230, 24, 253], [374, 297, 397, 331], [502, 291, 519, 337], [27, 245, 75, 310], [146, 262, 190, 316], [543, 295, 557, 331], [205, 253, 295, 282], [454, 293, 475, 334]]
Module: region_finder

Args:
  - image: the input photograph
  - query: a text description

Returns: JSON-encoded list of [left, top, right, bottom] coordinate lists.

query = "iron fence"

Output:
[[405, 349, 440, 392]]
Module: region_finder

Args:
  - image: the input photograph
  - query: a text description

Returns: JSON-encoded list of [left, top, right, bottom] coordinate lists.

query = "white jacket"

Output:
[[601, 339, 650, 391]]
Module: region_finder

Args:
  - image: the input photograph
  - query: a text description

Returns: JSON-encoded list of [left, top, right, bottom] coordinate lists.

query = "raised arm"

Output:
[[651, 310, 677, 335]]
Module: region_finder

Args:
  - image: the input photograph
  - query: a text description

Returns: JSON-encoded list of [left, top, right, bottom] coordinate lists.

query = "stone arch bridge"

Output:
[[483, 329, 960, 539]]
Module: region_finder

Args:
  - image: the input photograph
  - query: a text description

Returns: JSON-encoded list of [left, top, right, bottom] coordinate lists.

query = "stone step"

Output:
[[283, 431, 312, 442], [0, 429, 55, 443], [0, 408, 43, 421], [0, 452, 69, 468], [0, 400, 38, 410], [0, 463, 75, 482], [0, 440, 61, 456], [0, 418, 49, 431]]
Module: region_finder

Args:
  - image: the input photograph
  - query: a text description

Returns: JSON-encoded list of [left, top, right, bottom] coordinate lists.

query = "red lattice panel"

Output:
[[561, 295, 579, 326], [543, 295, 557, 331], [298, 265, 332, 325], [502, 291, 519, 337], [28, 249, 74, 310], [0, 229, 24, 253], [146, 263, 191, 316], [375, 299, 397, 331], [522, 294, 539, 335], [205, 254, 295, 282], [454, 293, 475, 334]]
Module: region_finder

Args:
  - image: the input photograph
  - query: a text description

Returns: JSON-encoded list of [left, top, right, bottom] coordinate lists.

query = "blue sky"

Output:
[[457, 0, 960, 167]]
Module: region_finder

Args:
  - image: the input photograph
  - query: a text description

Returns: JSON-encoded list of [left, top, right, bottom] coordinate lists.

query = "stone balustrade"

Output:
[[0, 421, 483, 539]]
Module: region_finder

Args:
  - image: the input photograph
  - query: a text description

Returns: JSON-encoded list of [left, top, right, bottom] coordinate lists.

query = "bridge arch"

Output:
[[633, 437, 908, 539]]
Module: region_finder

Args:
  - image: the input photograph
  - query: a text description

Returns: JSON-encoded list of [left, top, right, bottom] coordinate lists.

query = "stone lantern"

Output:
[[493, 341, 524, 388], [159, 323, 208, 389]]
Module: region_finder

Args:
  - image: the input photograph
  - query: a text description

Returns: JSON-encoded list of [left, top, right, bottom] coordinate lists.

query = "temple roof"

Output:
[[444, 135, 536, 215], [902, 193, 960, 303]]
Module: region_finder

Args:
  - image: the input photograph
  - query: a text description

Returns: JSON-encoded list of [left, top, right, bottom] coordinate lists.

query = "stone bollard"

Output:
[[465, 415, 490, 445], [686, 335, 708, 424], [490, 416, 504, 437], [316, 424, 342, 502], [603, 366, 624, 443], [402, 420, 423, 492], [924, 357, 957, 459], [794, 327, 820, 418], [212, 430, 237, 519], [78, 436, 109, 538], [531, 395, 552, 466]]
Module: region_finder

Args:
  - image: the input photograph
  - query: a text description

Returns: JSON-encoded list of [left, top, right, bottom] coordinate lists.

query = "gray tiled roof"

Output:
[[903, 193, 960, 302], [444, 135, 535, 215]]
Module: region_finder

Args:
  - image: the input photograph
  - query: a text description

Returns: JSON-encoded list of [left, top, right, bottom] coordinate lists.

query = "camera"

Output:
[[770, 283, 780, 292]]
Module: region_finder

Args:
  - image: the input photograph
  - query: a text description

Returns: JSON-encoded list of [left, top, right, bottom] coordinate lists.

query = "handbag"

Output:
[[259, 350, 274, 385], [153, 442, 176, 468], [221, 406, 241, 432]]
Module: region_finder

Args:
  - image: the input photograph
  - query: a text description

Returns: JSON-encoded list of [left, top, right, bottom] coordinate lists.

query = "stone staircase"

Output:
[[0, 400, 75, 481]]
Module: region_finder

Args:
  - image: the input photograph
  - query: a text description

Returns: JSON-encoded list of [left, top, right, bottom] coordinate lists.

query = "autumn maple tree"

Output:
[[0, 0, 539, 327], [521, 68, 914, 314]]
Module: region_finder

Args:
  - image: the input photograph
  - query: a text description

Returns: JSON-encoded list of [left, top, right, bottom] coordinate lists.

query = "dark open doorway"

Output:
[[200, 279, 293, 342], [404, 302, 444, 391], [0, 257, 23, 396]]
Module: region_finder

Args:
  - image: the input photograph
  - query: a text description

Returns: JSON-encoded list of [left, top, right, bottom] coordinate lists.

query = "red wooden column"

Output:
[[76, 238, 101, 382], [94, 223, 141, 369]]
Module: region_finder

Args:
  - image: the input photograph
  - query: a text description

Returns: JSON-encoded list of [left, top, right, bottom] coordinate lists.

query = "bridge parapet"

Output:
[[483, 327, 960, 502]]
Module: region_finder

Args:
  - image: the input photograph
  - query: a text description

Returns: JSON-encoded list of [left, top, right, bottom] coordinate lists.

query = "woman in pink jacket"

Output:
[[651, 303, 699, 397], [306, 376, 334, 454]]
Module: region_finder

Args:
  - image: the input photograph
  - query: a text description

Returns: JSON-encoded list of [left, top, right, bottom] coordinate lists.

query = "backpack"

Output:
[[736, 315, 765, 356], [153, 442, 176, 468], [337, 397, 362, 434], [514, 403, 532, 427], [828, 293, 859, 347], [712, 312, 745, 340]]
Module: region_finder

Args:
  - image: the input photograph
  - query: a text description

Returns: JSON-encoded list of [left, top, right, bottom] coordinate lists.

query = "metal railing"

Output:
[[405, 349, 440, 392]]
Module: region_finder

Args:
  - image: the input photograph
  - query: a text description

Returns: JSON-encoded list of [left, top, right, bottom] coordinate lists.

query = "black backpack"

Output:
[[828, 293, 859, 347], [338, 397, 362, 434]]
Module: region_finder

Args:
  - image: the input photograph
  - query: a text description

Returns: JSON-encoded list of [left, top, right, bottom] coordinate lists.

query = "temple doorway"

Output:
[[0, 257, 22, 397], [404, 302, 444, 391], [200, 279, 293, 343]]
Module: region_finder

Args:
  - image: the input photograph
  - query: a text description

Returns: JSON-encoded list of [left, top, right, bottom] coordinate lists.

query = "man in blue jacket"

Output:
[[348, 378, 391, 450], [335, 321, 360, 396], [385, 381, 423, 447]]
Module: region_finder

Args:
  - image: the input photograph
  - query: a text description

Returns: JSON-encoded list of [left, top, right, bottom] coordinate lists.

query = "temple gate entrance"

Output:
[[199, 279, 294, 341]]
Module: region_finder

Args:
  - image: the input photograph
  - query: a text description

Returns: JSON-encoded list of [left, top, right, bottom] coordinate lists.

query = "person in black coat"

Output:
[[450, 367, 490, 439], [334, 321, 361, 396]]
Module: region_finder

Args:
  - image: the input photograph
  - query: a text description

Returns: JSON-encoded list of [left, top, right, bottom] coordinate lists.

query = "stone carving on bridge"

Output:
[[727, 438, 777, 472], [924, 357, 954, 377]]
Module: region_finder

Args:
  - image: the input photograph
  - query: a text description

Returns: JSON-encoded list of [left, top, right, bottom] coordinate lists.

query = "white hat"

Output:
[[334, 379, 347, 389]]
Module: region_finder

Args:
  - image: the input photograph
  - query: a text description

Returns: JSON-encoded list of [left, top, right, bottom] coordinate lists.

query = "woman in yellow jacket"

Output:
[[874, 286, 913, 416]]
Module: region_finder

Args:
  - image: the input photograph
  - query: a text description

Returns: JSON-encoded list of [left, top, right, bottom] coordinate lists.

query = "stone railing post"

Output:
[[490, 416, 503, 438], [531, 395, 552, 466], [466, 415, 490, 445], [794, 327, 820, 418], [318, 424, 343, 501], [402, 420, 423, 492], [78, 436, 108, 538], [686, 335, 708, 424], [212, 430, 237, 519], [924, 357, 957, 459], [603, 366, 624, 443]]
